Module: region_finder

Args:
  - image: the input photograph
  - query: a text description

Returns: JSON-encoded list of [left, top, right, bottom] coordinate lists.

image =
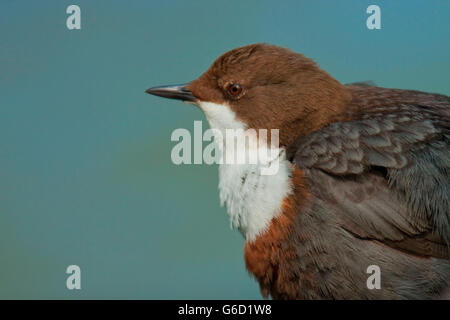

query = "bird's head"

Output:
[[146, 43, 351, 146]]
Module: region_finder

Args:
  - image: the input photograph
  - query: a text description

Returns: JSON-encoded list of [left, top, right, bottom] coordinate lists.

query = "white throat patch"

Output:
[[197, 101, 293, 241]]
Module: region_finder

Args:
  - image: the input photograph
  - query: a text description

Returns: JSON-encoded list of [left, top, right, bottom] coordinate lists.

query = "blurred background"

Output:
[[0, 0, 449, 299]]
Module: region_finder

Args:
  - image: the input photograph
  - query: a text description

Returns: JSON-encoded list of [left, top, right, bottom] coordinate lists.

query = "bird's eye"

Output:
[[227, 83, 243, 97]]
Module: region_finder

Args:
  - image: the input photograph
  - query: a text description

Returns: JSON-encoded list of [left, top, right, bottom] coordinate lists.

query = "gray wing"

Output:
[[288, 103, 450, 257]]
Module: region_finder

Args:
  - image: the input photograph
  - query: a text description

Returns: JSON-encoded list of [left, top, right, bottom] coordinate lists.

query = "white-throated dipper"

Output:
[[146, 44, 450, 299]]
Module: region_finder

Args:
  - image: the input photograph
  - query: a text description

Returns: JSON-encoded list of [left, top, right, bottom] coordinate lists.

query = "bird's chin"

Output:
[[183, 100, 200, 107]]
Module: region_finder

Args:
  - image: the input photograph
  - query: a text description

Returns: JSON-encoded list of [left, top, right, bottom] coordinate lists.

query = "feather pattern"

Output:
[[288, 87, 450, 254]]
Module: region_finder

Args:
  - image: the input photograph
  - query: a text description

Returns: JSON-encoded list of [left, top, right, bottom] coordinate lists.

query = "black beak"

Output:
[[145, 83, 196, 102]]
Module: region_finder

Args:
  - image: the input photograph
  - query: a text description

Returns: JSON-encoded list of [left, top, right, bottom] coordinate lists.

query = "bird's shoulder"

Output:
[[287, 86, 450, 257]]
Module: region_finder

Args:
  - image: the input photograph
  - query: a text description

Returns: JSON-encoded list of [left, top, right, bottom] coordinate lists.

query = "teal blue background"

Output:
[[0, 0, 449, 299]]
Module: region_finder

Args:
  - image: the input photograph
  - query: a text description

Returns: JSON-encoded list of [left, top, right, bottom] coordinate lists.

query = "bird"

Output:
[[145, 43, 450, 299]]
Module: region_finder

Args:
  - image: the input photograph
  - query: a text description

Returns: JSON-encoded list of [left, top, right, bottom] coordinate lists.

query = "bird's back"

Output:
[[255, 85, 450, 299]]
